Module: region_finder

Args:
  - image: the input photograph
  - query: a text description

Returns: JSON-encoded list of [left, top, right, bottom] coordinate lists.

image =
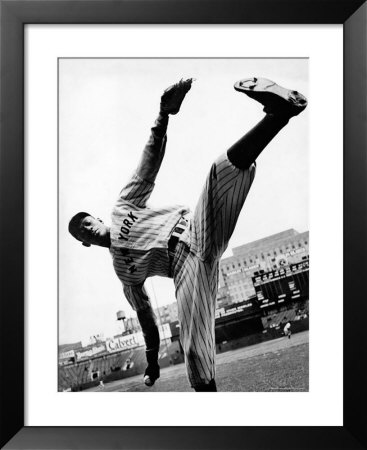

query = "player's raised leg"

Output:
[[190, 152, 256, 262], [191, 77, 308, 261], [176, 77, 307, 391]]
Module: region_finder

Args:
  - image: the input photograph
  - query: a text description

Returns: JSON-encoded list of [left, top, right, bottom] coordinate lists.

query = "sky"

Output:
[[59, 58, 309, 344]]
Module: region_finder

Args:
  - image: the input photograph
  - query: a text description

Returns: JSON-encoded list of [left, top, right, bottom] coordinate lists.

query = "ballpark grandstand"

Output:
[[58, 229, 309, 391]]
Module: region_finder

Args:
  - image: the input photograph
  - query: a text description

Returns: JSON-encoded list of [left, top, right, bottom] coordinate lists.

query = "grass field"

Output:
[[86, 330, 309, 392]]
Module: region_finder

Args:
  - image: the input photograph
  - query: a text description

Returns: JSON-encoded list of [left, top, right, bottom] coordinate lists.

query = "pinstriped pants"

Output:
[[172, 153, 256, 387]]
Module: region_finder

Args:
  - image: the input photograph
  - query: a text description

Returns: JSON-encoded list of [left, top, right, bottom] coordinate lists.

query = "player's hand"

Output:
[[160, 78, 193, 115]]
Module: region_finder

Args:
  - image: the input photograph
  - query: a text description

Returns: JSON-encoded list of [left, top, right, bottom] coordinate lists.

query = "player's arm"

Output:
[[123, 283, 160, 351], [135, 113, 169, 183], [117, 79, 193, 207], [136, 78, 193, 183]]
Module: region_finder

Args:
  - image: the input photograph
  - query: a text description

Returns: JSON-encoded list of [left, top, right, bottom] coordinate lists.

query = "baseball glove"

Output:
[[160, 78, 193, 115]]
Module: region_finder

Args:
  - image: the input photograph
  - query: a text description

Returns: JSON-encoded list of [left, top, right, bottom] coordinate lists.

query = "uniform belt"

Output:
[[168, 217, 188, 254]]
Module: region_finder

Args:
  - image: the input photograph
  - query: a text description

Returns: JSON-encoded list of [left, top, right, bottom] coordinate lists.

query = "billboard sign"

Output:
[[106, 332, 145, 353], [75, 344, 106, 361], [216, 300, 257, 319], [59, 349, 75, 360], [58, 349, 75, 365]]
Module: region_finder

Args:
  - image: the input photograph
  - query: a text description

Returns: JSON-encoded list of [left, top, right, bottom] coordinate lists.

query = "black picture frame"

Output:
[[1, 1, 366, 449]]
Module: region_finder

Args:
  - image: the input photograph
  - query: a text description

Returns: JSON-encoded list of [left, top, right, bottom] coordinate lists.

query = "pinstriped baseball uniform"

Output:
[[109, 108, 256, 387], [110, 152, 255, 386]]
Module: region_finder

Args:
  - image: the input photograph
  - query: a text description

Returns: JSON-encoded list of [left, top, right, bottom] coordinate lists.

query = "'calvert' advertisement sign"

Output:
[[106, 332, 145, 353]]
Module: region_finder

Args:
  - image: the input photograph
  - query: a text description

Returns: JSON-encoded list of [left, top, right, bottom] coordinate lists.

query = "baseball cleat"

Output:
[[143, 375, 155, 387], [143, 363, 160, 387], [194, 378, 217, 392], [234, 77, 308, 117]]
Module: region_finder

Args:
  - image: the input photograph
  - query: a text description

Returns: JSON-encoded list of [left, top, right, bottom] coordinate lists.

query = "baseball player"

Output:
[[69, 77, 307, 392], [284, 321, 292, 339]]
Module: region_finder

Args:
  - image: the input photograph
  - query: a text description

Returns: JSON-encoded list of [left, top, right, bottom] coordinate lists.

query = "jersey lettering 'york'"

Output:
[[109, 172, 190, 309], [117, 211, 139, 241]]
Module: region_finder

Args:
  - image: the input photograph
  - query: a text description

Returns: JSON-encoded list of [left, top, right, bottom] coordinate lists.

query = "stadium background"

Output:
[[58, 228, 309, 391]]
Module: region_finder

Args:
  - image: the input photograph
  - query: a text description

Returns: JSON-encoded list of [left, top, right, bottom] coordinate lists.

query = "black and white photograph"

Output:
[[2, 0, 366, 444], [58, 58, 309, 393]]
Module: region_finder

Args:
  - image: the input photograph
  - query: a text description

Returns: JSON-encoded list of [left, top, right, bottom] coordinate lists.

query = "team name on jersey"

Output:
[[120, 248, 137, 274], [118, 211, 138, 241]]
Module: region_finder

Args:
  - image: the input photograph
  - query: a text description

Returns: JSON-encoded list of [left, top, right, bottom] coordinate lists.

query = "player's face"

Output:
[[77, 215, 109, 246]]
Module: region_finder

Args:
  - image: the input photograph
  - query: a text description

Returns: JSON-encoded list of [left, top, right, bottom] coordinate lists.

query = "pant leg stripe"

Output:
[[178, 257, 215, 382], [179, 261, 209, 368]]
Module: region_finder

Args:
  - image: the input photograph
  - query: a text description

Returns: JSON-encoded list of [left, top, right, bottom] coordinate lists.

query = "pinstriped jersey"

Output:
[[109, 172, 190, 309]]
